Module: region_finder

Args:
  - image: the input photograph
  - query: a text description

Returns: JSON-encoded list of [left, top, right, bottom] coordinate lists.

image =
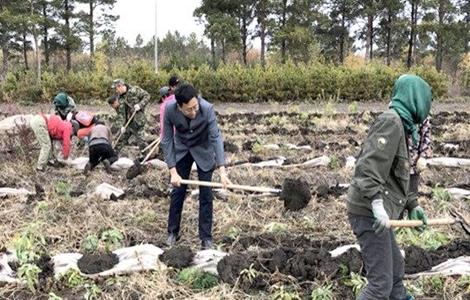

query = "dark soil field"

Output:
[[0, 101, 469, 299]]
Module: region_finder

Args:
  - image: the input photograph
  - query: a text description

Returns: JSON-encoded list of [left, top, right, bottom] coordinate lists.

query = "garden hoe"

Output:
[[126, 139, 161, 180], [389, 207, 470, 235], [112, 110, 137, 148], [179, 178, 312, 211]]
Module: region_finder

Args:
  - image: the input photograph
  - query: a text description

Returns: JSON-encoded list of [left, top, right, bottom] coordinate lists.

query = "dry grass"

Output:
[[0, 107, 470, 299]]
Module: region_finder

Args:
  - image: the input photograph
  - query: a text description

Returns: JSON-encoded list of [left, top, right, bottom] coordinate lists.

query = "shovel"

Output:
[[180, 179, 282, 194], [179, 178, 312, 211], [126, 139, 161, 180], [389, 208, 470, 235], [113, 110, 137, 148]]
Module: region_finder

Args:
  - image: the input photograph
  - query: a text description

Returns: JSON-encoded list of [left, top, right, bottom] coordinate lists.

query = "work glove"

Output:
[[134, 104, 141, 112], [371, 199, 390, 235], [120, 127, 126, 134], [408, 205, 428, 229], [66, 112, 74, 121]]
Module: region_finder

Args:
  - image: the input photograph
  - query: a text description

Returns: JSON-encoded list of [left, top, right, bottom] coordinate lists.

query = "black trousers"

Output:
[[167, 153, 214, 241], [348, 213, 408, 300], [89, 143, 118, 169]]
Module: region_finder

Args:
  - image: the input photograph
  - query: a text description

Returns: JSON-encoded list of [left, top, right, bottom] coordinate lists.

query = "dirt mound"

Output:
[[334, 247, 363, 274], [280, 178, 311, 211], [242, 140, 255, 151], [315, 184, 347, 199], [77, 252, 119, 274], [248, 155, 263, 163], [218, 246, 362, 289], [160, 246, 194, 269], [224, 141, 239, 153], [222, 233, 349, 253], [37, 255, 55, 291], [126, 162, 145, 180], [70, 181, 86, 197], [26, 183, 46, 204], [405, 240, 470, 274], [217, 253, 253, 284]]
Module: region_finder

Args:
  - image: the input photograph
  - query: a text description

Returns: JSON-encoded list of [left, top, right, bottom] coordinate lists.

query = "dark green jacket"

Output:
[[347, 109, 418, 219], [115, 84, 150, 127]]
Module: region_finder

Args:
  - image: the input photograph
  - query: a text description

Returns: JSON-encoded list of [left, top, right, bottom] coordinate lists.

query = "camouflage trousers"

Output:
[[30, 115, 52, 169], [115, 122, 147, 151]]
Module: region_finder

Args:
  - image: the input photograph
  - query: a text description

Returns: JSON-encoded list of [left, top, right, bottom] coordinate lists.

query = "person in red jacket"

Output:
[[30, 114, 79, 171]]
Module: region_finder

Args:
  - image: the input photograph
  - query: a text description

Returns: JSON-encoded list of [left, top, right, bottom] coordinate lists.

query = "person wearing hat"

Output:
[[161, 83, 231, 250], [53, 92, 77, 121], [29, 113, 79, 171], [159, 86, 172, 139], [346, 74, 432, 300], [110, 79, 150, 150]]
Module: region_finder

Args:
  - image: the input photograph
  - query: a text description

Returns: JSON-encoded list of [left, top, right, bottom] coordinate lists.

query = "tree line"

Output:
[[195, 0, 470, 73], [1, 0, 470, 82]]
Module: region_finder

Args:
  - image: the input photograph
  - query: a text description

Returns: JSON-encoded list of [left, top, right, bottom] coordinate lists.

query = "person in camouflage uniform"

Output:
[[109, 79, 150, 150]]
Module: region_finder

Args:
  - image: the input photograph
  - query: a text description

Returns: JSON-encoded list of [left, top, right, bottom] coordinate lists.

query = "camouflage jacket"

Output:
[[114, 84, 150, 127]]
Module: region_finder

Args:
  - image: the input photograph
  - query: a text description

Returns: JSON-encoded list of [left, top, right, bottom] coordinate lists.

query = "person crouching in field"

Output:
[[83, 121, 118, 175], [30, 114, 79, 172], [346, 74, 432, 300]]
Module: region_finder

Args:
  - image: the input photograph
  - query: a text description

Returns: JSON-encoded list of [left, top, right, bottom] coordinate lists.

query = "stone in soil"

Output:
[[281, 178, 311, 211], [77, 252, 119, 274], [160, 246, 194, 269]]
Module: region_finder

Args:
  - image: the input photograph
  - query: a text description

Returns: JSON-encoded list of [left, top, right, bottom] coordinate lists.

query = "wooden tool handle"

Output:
[[113, 110, 138, 147], [141, 138, 160, 153], [142, 139, 161, 164], [390, 218, 455, 227], [179, 179, 281, 194]]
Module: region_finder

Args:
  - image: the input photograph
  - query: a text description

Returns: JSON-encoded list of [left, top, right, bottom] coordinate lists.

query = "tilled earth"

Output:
[[0, 103, 469, 299]]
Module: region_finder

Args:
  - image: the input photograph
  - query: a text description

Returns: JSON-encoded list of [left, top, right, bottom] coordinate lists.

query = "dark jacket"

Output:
[[161, 97, 225, 172], [347, 109, 418, 219]]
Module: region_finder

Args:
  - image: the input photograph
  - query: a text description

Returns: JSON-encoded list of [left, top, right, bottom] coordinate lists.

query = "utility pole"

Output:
[[154, 0, 158, 73]]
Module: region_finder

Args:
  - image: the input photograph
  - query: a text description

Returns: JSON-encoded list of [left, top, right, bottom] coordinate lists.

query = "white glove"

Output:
[[371, 199, 390, 234], [134, 104, 141, 112], [120, 127, 126, 134], [66, 112, 73, 121]]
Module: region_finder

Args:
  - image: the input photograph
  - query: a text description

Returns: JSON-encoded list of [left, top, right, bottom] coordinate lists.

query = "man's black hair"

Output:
[[169, 75, 179, 87], [107, 94, 119, 105], [175, 84, 198, 106]]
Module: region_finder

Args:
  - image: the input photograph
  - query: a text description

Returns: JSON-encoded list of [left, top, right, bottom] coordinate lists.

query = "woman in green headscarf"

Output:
[[53, 92, 77, 121], [346, 74, 432, 300]]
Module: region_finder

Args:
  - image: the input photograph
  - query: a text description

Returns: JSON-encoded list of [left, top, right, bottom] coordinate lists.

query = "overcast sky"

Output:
[[112, 0, 205, 46]]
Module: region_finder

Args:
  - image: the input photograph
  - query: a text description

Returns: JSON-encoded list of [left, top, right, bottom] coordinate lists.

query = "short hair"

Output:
[[169, 75, 179, 87], [107, 94, 119, 105], [175, 84, 198, 106]]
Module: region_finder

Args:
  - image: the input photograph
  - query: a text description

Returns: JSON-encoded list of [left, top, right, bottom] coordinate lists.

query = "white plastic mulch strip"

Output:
[[92, 183, 125, 200], [0, 188, 33, 198], [446, 188, 470, 200], [2, 244, 470, 283]]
